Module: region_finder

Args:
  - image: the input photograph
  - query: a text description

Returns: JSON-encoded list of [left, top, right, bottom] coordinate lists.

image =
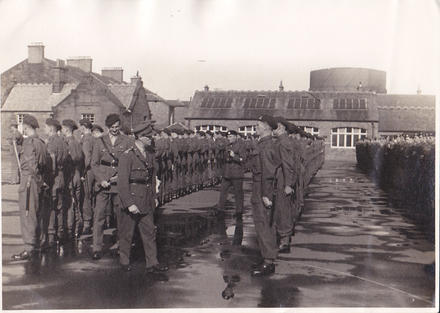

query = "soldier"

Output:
[[117, 121, 169, 279], [61, 119, 84, 239], [92, 124, 104, 138], [273, 116, 298, 253], [11, 114, 50, 261], [79, 118, 94, 234], [217, 130, 246, 219], [45, 118, 68, 247], [90, 114, 133, 260], [248, 115, 279, 276]]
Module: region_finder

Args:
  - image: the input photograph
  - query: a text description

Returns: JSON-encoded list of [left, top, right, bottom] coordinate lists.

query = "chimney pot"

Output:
[[28, 42, 45, 64], [131, 73, 142, 85], [204, 85, 209, 92]]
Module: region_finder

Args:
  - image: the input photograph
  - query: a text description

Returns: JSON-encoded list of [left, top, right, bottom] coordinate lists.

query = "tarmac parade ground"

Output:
[[1, 159, 435, 309]]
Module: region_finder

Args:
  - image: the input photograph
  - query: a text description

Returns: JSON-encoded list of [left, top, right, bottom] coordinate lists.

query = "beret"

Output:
[[132, 121, 153, 137], [22, 114, 39, 129], [258, 114, 278, 129], [105, 113, 120, 128], [62, 119, 78, 131], [91, 124, 104, 133], [79, 118, 93, 129], [227, 130, 238, 136], [46, 118, 61, 131]]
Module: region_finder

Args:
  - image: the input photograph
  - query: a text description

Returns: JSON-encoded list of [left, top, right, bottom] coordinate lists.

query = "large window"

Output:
[[333, 98, 367, 110], [243, 96, 276, 109], [287, 97, 320, 109], [238, 125, 256, 136], [195, 125, 228, 133], [331, 127, 367, 148], [201, 97, 232, 108], [81, 113, 95, 123], [299, 126, 319, 136]]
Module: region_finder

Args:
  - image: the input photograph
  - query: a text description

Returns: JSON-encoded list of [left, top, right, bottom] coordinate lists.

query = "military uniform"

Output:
[[81, 132, 95, 231], [218, 133, 246, 215], [91, 131, 133, 255]]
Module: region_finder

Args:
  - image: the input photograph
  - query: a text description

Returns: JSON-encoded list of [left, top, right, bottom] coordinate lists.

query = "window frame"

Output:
[[331, 127, 367, 149]]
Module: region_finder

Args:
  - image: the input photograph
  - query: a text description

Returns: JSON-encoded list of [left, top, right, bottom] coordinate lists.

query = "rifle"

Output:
[[12, 137, 22, 178]]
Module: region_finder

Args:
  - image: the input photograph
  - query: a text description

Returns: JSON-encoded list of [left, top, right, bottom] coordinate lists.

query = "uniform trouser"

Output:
[[218, 178, 244, 214], [274, 187, 297, 239], [119, 210, 158, 268], [250, 181, 278, 260], [18, 178, 44, 252], [65, 182, 83, 235], [93, 191, 121, 252], [48, 187, 64, 241], [82, 170, 94, 227]]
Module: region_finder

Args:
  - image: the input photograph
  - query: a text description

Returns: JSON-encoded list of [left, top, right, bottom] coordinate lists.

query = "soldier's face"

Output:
[[109, 121, 120, 136]]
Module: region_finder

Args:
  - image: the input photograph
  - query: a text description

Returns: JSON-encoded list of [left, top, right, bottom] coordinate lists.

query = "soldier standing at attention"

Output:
[[11, 114, 50, 261], [273, 116, 298, 253], [91, 114, 133, 260], [217, 130, 246, 219], [44, 118, 68, 247], [117, 121, 169, 279], [79, 118, 95, 235], [248, 115, 279, 276], [61, 119, 84, 239]]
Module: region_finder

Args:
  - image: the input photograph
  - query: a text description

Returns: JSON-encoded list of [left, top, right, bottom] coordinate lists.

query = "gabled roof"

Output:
[[1, 83, 78, 112], [107, 84, 138, 109]]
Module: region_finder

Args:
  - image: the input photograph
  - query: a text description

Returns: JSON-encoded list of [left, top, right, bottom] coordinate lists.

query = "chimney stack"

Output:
[[131, 72, 142, 86], [66, 56, 92, 73], [102, 67, 124, 83], [52, 59, 66, 93], [28, 42, 45, 64], [204, 85, 209, 92]]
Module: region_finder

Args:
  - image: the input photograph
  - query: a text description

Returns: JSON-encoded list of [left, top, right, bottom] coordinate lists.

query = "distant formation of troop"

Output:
[[9, 112, 325, 279]]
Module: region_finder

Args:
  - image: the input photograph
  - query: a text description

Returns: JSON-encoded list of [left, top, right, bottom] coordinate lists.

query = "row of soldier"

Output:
[[10, 112, 324, 279]]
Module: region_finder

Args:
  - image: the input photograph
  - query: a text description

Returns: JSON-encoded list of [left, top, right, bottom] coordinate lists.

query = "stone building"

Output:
[[0, 43, 164, 140], [185, 68, 435, 156]]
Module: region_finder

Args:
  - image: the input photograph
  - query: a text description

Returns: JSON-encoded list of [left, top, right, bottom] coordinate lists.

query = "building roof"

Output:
[[378, 107, 435, 132], [1, 83, 78, 112], [187, 90, 378, 122], [376, 94, 435, 109], [107, 84, 137, 109]]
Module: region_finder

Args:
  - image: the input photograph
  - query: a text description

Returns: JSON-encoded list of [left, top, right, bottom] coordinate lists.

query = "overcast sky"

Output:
[[0, 0, 439, 99]]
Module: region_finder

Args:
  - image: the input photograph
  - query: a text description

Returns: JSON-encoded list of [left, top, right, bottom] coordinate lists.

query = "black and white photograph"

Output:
[[0, 0, 438, 311]]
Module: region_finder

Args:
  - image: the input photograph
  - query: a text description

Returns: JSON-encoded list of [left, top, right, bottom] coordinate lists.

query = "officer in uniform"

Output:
[[117, 121, 169, 279], [45, 118, 68, 246], [79, 118, 95, 234], [91, 114, 133, 260], [11, 114, 50, 261], [217, 130, 246, 218], [248, 115, 279, 276], [62, 119, 84, 239], [273, 116, 298, 253]]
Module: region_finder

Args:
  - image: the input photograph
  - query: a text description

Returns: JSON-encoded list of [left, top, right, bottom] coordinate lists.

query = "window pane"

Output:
[[353, 135, 359, 144], [353, 98, 359, 109], [263, 98, 269, 108], [250, 98, 257, 108], [346, 99, 353, 109], [201, 98, 208, 107], [361, 128, 366, 133], [294, 98, 301, 109], [307, 98, 314, 109], [256, 97, 264, 108], [244, 98, 250, 108], [360, 135, 366, 140], [346, 135, 352, 147], [313, 127, 318, 132], [301, 98, 307, 109], [314, 99, 321, 109], [332, 128, 337, 133], [339, 135, 345, 147], [269, 98, 276, 108], [360, 99, 366, 109], [207, 98, 214, 107], [333, 99, 339, 109], [220, 98, 226, 108], [332, 135, 338, 147], [339, 99, 346, 109], [346, 127, 352, 133], [288, 99, 294, 109], [226, 98, 232, 108]]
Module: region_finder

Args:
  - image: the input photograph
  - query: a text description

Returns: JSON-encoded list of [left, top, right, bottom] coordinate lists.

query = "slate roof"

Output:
[[1, 83, 78, 112], [376, 94, 435, 109], [107, 84, 137, 109], [378, 108, 435, 132]]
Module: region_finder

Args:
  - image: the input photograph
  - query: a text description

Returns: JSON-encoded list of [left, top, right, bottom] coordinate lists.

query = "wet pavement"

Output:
[[1, 159, 435, 309]]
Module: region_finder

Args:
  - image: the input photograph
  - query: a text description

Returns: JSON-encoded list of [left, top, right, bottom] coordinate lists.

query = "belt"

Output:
[[129, 178, 152, 185], [101, 160, 118, 167]]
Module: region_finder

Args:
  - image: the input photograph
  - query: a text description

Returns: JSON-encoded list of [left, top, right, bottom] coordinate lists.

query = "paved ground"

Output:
[[1, 159, 436, 309]]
